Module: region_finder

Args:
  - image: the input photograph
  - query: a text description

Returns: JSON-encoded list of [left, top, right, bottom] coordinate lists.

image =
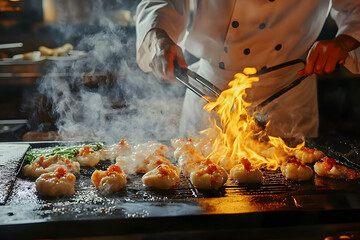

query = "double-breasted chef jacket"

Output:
[[136, 0, 360, 139]]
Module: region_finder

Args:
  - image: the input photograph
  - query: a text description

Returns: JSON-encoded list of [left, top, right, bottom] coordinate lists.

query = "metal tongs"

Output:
[[174, 63, 221, 102], [174, 59, 308, 111]]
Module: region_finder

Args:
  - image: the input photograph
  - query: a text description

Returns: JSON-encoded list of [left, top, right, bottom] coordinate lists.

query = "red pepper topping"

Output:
[[158, 165, 170, 176], [301, 147, 316, 154], [205, 163, 217, 174], [107, 165, 122, 176], [119, 139, 128, 145], [240, 158, 252, 171], [156, 159, 164, 165], [55, 167, 67, 178], [322, 157, 336, 171], [79, 146, 94, 157]]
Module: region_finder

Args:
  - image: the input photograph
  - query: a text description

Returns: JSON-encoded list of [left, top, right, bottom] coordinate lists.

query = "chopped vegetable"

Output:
[[24, 142, 104, 164]]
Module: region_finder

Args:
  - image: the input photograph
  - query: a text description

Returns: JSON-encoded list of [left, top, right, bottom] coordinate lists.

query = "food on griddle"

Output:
[[172, 138, 228, 189], [172, 138, 204, 177], [35, 166, 76, 196], [229, 158, 262, 183], [91, 165, 127, 193], [136, 150, 177, 174], [98, 139, 132, 161], [314, 157, 359, 180], [74, 146, 101, 167], [190, 137, 215, 157], [139, 150, 180, 189], [280, 156, 313, 181], [294, 147, 325, 164], [39, 43, 74, 57], [114, 141, 180, 189], [142, 163, 180, 189], [189, 158, 228, 190], [116, 141, 169, 174], [22, 154, 80, 178]]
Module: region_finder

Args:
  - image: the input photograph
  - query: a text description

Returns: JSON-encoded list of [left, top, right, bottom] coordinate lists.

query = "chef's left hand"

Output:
[[304, 34, 360, 75]]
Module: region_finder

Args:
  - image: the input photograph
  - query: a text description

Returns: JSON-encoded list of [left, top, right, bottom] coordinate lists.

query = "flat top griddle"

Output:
[[0, 139, 360, 240]]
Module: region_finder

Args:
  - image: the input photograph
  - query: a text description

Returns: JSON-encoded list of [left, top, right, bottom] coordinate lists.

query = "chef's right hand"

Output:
[[146, 28, 187, 81]]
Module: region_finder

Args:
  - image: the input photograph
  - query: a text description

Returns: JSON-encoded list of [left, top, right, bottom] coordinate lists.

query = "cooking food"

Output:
[[35, 166, 76, 196], [12, 43, 76, 60], [39, 43, 74, 57], [91, 165, 127, 193], [295, 147, 325, 164], [314, 157, 359, 180], [229, 158, 263, 184], [116, 141, 169, 174], [74, 146, 101, 167], [172, 138, 228, 189], [98, 139, 132, 161], [115, 141, 180, 189], [281, 156, 313, 181], [22, 154, 80, 178], [189, 158, 228, 190], [142, 163, 180, 189]]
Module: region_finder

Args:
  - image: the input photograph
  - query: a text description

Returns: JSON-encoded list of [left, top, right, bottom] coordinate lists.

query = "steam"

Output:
[[35, 0, 185, 144]]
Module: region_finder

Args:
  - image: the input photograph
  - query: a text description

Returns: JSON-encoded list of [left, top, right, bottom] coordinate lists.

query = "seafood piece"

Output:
[[229, 158, 262, 183], [172, 141, 204, 177], [35, 166, 76, 196], [189, 159, 228, 190], [295, 147, 325, 164], [172, 138, 228, 189], [22, 154, 80, 178], [74, 146, 101, 167], [136, 150, 179, 174], [133, 148, 180, 189], [142, 163, 180, 189], [281, 157, 313, 181], [91, 165, 127, 193], [99, 139, 132, 161], [190, 137, 215, 157], [314, 157, 359, 180], [117, 141, 168, 174]]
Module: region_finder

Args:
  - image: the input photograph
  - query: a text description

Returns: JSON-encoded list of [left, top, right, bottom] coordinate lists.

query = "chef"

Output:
[[135, 0, 360, 139]]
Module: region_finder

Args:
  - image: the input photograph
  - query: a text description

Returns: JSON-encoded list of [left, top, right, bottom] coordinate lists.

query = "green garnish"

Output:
[[24, 142, 104, 164]]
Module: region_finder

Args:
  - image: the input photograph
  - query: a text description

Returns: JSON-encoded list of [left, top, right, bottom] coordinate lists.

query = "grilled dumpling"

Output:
[[229, 158, 262, 183], [91, 165, 127, 193], [22, 154, 80, 178], [281, 157, 313, 181], [142, 163, 180, 189], [295, 147, 325, 164], [189, 159, 228, 190], [314, 157, 359, 180], [74, 146, 101, 167], [35, 166, 76, 196]]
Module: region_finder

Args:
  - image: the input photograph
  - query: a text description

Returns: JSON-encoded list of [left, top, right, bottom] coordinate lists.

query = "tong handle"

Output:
[[174, 61, 210, 101], [251, 59, 306, 77]]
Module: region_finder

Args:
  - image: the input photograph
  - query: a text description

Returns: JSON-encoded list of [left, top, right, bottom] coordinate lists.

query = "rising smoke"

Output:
[[36, 0, 185, 144]]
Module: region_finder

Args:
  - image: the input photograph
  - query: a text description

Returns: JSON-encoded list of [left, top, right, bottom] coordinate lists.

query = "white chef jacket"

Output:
[[136, 0, 360, 139]]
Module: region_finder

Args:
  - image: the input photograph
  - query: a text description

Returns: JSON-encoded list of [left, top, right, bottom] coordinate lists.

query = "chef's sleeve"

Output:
[[135, 0, 190, 72], [331, 0, 360, 74]]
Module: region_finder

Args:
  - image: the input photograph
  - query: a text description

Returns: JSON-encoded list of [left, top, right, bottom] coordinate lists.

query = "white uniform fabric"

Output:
[[135, 0, 360, 138]]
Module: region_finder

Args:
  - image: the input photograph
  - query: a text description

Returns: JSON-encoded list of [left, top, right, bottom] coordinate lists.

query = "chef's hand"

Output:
[[304, 34, 360, 76], [146, 28, 187, 81]]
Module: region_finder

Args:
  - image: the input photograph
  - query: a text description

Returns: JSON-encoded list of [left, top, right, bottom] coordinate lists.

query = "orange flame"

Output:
[[203, 68, 304, 170]]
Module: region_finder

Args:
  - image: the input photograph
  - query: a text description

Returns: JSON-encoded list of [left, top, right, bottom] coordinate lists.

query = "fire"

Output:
[[203, 68, 304, 170]]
